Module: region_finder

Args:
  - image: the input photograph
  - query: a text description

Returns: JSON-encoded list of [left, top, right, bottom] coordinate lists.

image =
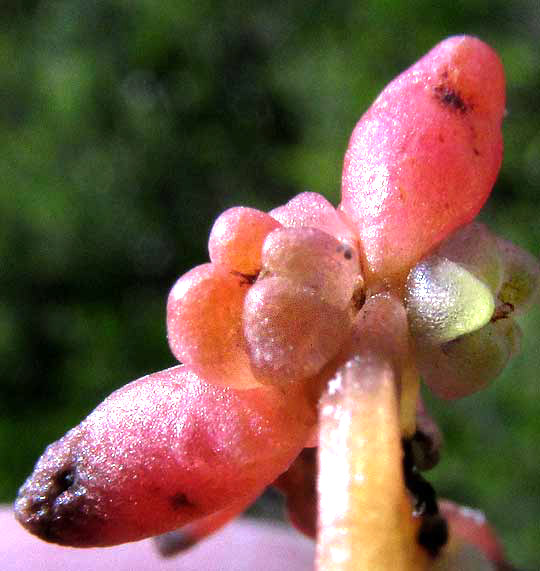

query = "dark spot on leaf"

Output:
[[491, 302, 514, 322], [352, 286, 366, 311], [433, 84, 469, 114], [170, 492, 193, 510], [54, 468, 75, 494], [231, 270, 259, 285], [28, 497, 47, 515]]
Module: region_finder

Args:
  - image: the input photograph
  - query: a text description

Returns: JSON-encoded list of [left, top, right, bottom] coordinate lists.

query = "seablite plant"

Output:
[[15, 36, 539, 570]]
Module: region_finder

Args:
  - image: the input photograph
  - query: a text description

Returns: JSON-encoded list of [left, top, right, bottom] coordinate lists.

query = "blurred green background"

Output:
[[1, 0, 539, 567]]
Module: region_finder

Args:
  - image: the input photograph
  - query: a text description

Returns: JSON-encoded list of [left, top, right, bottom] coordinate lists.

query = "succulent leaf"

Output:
[[341, 36, 505, 283], [406, 256, 495, 344]]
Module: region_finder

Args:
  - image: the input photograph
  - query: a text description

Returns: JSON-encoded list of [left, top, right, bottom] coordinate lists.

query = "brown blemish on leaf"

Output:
[[170, 492, 194, 510], [491, 302, 514, 322], [336, 243, 354, 260], [433, 84, 469, 113], [231, 270, 259, 285], [433, 71, 470, 114], [352, 283, 366, 312], [54, 468, 76, 494]]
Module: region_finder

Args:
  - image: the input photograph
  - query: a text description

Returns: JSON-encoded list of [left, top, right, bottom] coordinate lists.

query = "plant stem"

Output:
[[316, 295, 428, 571]]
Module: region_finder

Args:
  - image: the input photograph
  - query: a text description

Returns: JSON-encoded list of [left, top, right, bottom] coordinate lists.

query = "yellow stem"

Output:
[[316, 295, 428, 571]]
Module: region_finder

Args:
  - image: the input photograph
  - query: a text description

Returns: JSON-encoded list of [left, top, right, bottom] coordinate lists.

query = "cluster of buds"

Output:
[[15, 36, 538, 570]]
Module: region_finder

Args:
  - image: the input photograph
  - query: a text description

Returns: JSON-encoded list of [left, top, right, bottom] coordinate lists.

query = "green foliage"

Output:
[[1, 1, 539, 567]]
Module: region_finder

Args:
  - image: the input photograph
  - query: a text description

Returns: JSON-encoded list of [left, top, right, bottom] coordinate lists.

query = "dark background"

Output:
[[1, 1, 539, 567]]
